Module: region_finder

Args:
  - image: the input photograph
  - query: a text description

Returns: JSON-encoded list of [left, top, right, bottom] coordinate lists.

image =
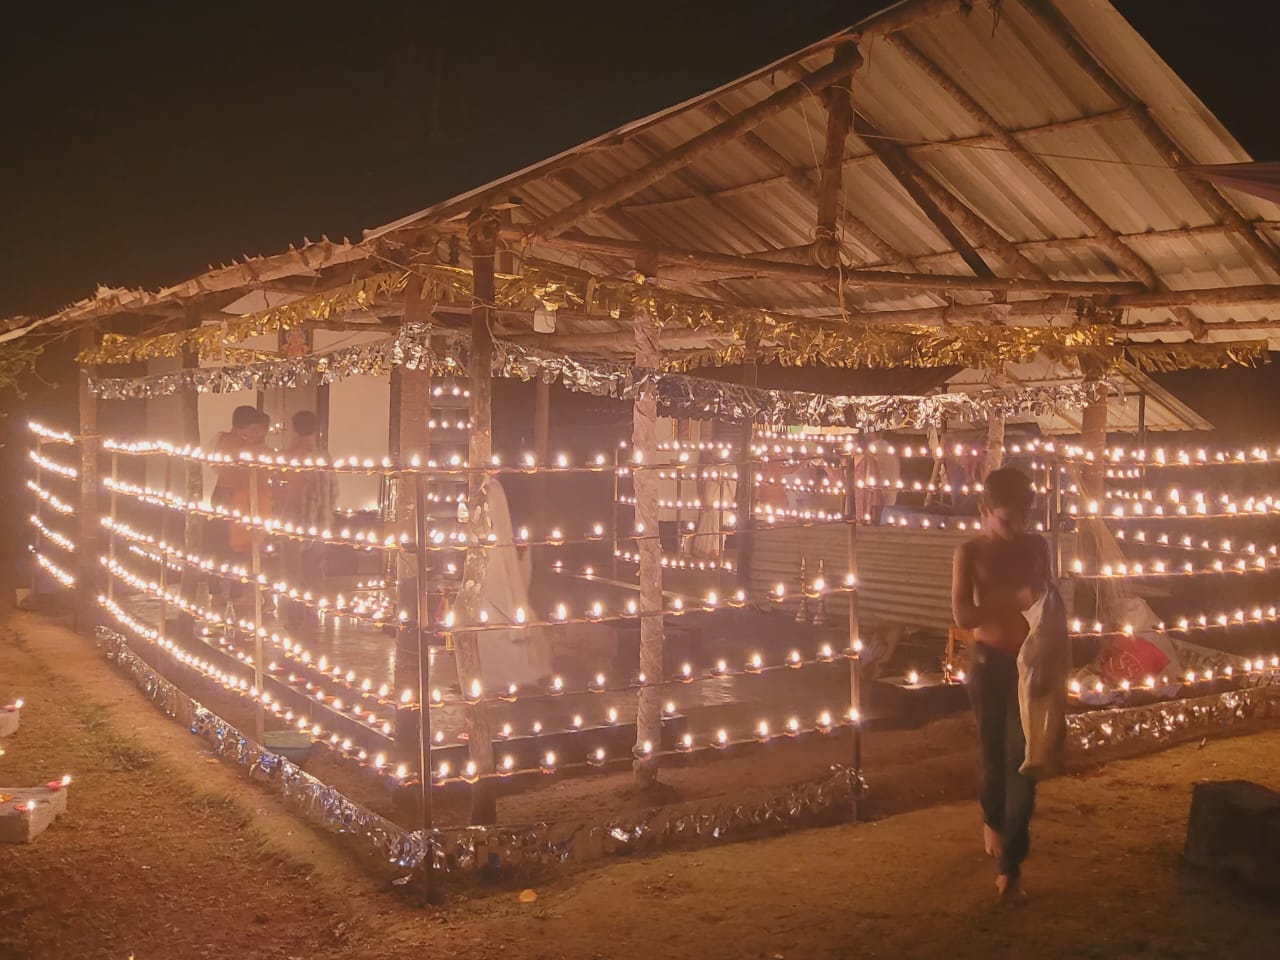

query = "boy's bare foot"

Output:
[[996, 875, 1027, 900], [983, 824, 1002, 859]]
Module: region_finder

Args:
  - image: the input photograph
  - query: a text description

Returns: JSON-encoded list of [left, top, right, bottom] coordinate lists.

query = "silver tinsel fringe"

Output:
[[1066, 681, 1276, 751], [88, 324, 1112, 430]]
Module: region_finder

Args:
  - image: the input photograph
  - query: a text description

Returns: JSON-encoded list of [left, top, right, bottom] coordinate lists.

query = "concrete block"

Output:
[[1185, 779, 1280, 891], [0, 783, 70, 844]]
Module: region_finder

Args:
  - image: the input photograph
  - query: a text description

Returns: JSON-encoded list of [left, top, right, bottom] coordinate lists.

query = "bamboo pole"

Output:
[[843, 452, 863, 820], [631, 304, 665, 786], [412, 473, 436, 899], [534, 45, 864, 239], [393, 276, 435, 769], [177, 307, 204, 636], [814, 47, 856, 268], [249, 466, 265, 743], [455, 211, 500, 824], [76, 323, 100, 627]]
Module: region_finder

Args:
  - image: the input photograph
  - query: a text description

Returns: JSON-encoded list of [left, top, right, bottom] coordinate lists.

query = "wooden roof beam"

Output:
[[814, 46, 857, 267], [532, 45, 864, 239], [507, 226, 1146, 295]]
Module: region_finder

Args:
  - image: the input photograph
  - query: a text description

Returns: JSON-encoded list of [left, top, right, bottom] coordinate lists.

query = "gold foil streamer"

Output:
[[78, 271, 411, 365], [1125, 340, 1270, 373]]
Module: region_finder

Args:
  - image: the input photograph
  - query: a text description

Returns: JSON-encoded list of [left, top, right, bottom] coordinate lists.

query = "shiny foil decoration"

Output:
[[627, 370, 1117, 430], [96, 622, 1272, 878], [79, 271, 412, 366], [90, 324, 1114, 431], [1066, 680, 1276, 752]]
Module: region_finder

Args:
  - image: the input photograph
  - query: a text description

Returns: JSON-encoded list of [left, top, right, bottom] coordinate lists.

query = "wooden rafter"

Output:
[[814, 46, 857, 266], [532, 45, 864, 239]]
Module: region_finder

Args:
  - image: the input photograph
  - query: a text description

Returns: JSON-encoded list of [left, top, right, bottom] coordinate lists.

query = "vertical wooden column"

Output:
[[177, 308, 204, 635], [76, 324, 101, 625], [532, 380, 551, 524], [843, 451, 863, 819], [733, 324, 760, 590], [393, 276, 434, 769], [454, 210, 500, 824], [249, 467, 265, 742], [631, 305, 664, 786], [984, 409, 1005, 477]]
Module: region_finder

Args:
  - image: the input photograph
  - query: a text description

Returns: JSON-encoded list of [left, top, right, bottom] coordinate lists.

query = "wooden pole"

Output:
[[734, 325, 760, 589], [76, 323, 101, 627], [843, 451, 863, 820], [631, 304, 665, 786], [249, 466, 265, 742], [454, 211, 500, 824], [814, 47, 856, 268], [534, 45, 863, 239], [394, 277, 435, 769], [481, 224, 1147, 297], [532, 379, 551, 525], [177, 307, 204, 636], [413, 473, 436, 898]]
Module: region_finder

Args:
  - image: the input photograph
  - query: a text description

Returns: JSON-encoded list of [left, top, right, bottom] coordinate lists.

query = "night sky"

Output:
[[0, 1, 1276, 425]]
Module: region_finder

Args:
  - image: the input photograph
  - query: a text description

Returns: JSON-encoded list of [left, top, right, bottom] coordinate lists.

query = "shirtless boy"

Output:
[[951, 467, 1049, 896]]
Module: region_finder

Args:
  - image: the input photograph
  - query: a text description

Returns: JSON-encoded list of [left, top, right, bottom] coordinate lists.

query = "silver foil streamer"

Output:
[[93, 625, 863, 876], [89, 325, 1111, 431], [627, 371, 1118, 430], [1066, 679, 1277, 751]]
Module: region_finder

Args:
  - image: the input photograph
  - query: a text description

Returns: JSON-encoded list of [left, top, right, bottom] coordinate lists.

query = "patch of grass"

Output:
[[102, 739, 155, 772]]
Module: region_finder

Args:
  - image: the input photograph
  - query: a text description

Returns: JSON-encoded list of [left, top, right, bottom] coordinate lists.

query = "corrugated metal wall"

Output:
[[750, 525, 970, 633]]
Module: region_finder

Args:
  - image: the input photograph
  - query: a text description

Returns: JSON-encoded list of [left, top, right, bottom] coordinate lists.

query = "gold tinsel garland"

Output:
[[77, 255, 1271, 374], [78, 271, 412, 365]]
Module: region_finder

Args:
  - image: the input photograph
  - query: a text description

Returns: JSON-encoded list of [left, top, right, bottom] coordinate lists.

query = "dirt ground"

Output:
[[3, 609, 1279, 960]]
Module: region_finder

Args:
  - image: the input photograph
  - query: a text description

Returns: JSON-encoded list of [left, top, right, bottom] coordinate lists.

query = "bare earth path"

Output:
[[2, 608, 1278, 960]]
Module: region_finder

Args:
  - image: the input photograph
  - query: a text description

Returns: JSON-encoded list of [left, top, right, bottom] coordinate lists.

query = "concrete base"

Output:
[[1185, 780, 1280, 891], [0, 784, 70, 844], [0, 709, 19, 738]]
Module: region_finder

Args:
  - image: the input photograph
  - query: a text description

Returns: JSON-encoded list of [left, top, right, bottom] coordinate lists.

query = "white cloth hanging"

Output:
[[475, 479, 554, 688], [1017, 582, 1071, 779]]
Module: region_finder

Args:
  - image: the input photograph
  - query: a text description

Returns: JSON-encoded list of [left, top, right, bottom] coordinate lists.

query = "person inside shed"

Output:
[[279, 410, 338, 626], [951, 467, 1051, 897], [208, 405, 272, 601]]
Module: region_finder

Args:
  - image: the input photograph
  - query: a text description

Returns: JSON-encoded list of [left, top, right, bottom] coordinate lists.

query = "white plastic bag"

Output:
[[1017, 583, 1071, 779]]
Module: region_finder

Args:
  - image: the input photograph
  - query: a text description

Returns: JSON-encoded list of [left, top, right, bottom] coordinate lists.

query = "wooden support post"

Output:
[[453, 211, 500, 824], [412, 474, 435, 897], [843, 451, 863, 820], [734, 325, 760, 589], [394, 277, 435, 769], [534, 45, 863, 238], [631, 305, 664, 786], [249, 467, 265, 743], [76, 324, 100, 626], [106, 453, 118, 605], [533, 379, 551, 524], [177, 308, 204, 635]]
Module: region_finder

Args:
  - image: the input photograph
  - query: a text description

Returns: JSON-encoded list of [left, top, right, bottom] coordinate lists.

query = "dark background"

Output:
[[0, 1, 1276, 427]]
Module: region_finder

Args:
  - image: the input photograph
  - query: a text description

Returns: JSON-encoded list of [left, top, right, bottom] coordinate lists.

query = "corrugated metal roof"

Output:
[[12, 0, 1280, 374], [368, 0, 1280, 341]]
